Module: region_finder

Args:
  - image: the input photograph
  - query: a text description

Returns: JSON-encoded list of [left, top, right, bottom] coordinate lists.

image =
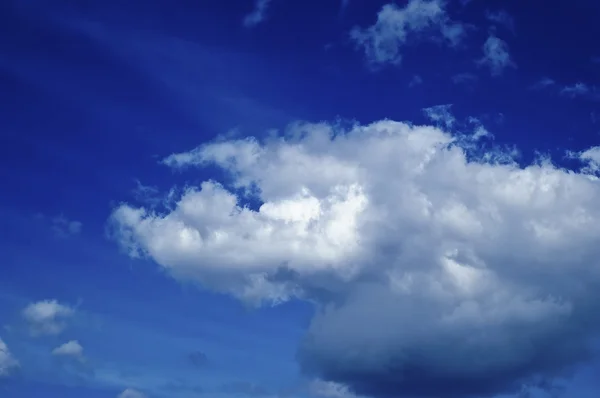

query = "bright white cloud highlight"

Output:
[[0, 338, 18, 377], [350, 0, 465, 68], [52, 340, 84, 361], [111, 119, 600, 397], [478, 35, 515, 76], [22, 300, 74, 336]]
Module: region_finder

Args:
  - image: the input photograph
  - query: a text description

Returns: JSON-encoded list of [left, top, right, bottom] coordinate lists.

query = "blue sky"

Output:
[[1, 0, 600, 397]]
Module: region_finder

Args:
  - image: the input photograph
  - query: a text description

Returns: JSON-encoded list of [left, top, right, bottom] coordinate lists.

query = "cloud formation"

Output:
[[531, 77, 556, 90], [350, 0, 465, 68], [0, 338, 19, 377], [22, 299, 75, 336], [118, 388, 147, 398], [51, 215, 82, 238], [478, 35, 515, 76], [452, 72, 477, 85], [310, 379, 357, 398], [52, 340, 85, 362], [409, 75, 423, 87], [423, 104, 455, 128], [243, 0, 274, 28], [561, 82, 591, 98], [111, 118, 600, 397]]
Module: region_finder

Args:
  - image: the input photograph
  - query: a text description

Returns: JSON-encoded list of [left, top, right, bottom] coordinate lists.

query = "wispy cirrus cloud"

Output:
[[408, 74, 423, 87], [477, 35, 516, 76], [350, 0, 466, 69], [530, 77, 556, 90], [243, 0, 274, 28], [422, 104, 455, 128], [452, 72, 478, 85], [561, 82, 591, 98]]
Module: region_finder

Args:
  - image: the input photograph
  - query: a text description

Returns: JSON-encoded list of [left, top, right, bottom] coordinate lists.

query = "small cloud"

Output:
[[350, 0, 466, 69], [310, 379, 357, 398], [408, 75, 423, 87], [570, 146, 600, 174], [530, 77, 555, 90], [452, 72, 478, 85], [0, 337, 19, 377], [485, 10, 515, 33], [187, 350, 209, 368], [467, 117, 494, 141], [52, 340, 84, 362], [423, 104, 455, 128], [118, 388, 147, 398], [51, 215, 82, 238], [243, 0, 273, 28], [22, 300, 75, 336], [477, 35, 516, 76], [561, 82, 591, 98]]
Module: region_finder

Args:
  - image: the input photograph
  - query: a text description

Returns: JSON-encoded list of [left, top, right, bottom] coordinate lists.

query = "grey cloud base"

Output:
[[110, 119, 600, 398]]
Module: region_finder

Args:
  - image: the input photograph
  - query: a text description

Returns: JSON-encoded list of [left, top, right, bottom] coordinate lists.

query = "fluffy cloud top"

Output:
[[478, 35, 515, 76], [0, 338, 19, 377], [22, 299, 74, 336], [350, 0, 465, 68], [52, 340, 84, 361], [118, 389, 147, 398], [111, 119, 600, 397]]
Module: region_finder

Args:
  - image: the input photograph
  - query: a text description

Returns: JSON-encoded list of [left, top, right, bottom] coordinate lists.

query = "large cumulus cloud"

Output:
[[110, 119, 600, 398]]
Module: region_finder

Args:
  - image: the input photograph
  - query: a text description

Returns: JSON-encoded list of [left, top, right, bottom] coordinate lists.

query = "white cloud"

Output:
[[477, 35, 515, 76], [243, 0, 273, 28], [52, 340, 84, 361], [111, 119, 600, 397], [0, 338, 19, 377], [570, 146, 600, 174], [485, 9, 515, 33], [118, 389, 147, 398], [561, 82, 591, 98], [350, 0, 465, 68], [310, 379, 357, 398], [22, 300, 74, 336], [423, 104, 455, 128]]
